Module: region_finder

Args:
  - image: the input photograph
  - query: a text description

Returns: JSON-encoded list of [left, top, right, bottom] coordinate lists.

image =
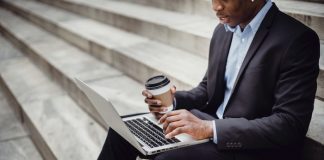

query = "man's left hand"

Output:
[[159, 109, 213, 140]]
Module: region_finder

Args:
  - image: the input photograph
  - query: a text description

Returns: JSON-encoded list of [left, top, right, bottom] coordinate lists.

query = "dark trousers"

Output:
[[97, 110, 234, 160]]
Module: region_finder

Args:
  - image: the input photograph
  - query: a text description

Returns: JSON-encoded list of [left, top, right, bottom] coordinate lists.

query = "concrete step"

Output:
[[115, 0, 214, 17], [273, 0, 324, 40], [0, 62, 43, 160], [305, 99, 324, 160], [305, 0, 324, 4], [0, 8, 149, 128], [36, 0, 217, 57], [0, 56, 107, 160], [0, 137, 43, 160], [0, 35, 27, 142], [0, 35, 25, 121], [316, 40, 324, 99], [0, 34, 23, 62], [276, 0, 324, 5], [0, 0, 207, 90], [113, 0, 324, 42], [0, 81, 27, 143]]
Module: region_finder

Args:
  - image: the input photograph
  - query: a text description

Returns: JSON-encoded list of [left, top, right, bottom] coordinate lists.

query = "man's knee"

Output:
[[99, 129, 139, 160]]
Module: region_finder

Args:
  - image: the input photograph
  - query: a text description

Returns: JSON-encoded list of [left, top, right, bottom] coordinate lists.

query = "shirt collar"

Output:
[[224, 0, 273, 33]]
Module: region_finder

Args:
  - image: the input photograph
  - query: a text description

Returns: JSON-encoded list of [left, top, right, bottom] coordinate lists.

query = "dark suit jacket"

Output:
[[174, 3, 320, 159]]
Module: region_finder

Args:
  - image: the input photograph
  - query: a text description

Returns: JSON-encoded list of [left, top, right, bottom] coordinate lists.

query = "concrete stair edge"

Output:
[[109, 0, 214, 17], [0, 16, 107, 128], [36, 0, 214, 58], [0, 0, 208, 90], [0, 7, 151, 127], [0, 76, 47, 160], [0, 57, 107, 160], [109, 0, 324, 41]]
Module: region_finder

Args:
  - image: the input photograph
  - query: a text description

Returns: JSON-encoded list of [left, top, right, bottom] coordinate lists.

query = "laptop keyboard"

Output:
[[125, 117, 180, 148]]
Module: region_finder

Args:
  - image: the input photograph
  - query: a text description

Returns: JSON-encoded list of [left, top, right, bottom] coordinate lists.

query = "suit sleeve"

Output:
[[174, 71, 208, 110], [215, 29, 320, 150]]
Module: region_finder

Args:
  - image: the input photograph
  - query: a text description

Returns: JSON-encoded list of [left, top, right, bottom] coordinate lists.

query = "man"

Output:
[[98, 0, 320, 159]]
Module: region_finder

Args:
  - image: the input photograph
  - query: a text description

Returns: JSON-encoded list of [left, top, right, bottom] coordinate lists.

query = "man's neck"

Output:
[[239, 0, 267, 29]]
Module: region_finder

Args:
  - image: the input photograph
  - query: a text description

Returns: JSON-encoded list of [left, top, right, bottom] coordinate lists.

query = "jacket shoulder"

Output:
[[273, 9, 318, 39]]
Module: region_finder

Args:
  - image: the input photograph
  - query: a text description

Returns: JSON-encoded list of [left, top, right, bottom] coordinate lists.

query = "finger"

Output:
[[149, 106, 168, 113], [159, 110, 182, 124], [145, 98, 161, 106], [162, 115, 182, 131], [142, 90, 152, 98], [164, 120, 186, 135], [165, 126, 187, 139]]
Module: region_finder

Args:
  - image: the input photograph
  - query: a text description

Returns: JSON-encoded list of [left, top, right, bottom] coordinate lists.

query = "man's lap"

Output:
[[154, 142, 234, 160]]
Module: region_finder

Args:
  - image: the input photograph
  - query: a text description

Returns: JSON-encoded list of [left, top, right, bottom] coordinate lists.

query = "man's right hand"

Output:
[[142, 86, 176, 119]]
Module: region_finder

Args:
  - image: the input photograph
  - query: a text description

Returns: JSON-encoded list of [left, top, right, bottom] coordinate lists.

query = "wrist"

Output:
[[203, 120, 213, 138]]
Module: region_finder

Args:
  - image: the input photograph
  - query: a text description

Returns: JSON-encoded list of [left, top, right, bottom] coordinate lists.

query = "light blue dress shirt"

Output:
[[212, 0, 273, 144]]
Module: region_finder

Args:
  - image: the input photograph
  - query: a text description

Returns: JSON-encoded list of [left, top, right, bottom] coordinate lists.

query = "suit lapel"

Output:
[[208, 29, 232, 111], [223, 4, 278, 113], [233, 29, 269, 90]]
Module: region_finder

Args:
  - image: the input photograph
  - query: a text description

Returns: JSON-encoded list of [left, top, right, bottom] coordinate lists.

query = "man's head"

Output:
[[212, 0, 267, 28]]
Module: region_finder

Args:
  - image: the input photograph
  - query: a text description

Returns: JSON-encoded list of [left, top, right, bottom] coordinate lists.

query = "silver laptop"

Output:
[[74, 78, 209, 156]]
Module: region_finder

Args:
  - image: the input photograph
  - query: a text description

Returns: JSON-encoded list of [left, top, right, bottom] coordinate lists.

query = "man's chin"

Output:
[[219, 17, 230, 24], [220, 21, 237, 28]]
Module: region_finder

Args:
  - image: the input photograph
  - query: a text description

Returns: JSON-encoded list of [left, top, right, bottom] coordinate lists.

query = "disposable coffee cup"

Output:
[[145, 75, 173, 114]]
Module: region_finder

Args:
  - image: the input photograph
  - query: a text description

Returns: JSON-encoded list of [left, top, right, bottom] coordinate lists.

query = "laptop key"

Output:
[[126, 120, 160, 148], [125, 118, 180, 148], [140, 118, 180, 144], [135, 119, 168, 145]]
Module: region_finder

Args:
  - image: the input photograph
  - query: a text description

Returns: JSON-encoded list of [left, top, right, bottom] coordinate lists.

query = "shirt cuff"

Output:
[[212, 120, 218, 144]]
